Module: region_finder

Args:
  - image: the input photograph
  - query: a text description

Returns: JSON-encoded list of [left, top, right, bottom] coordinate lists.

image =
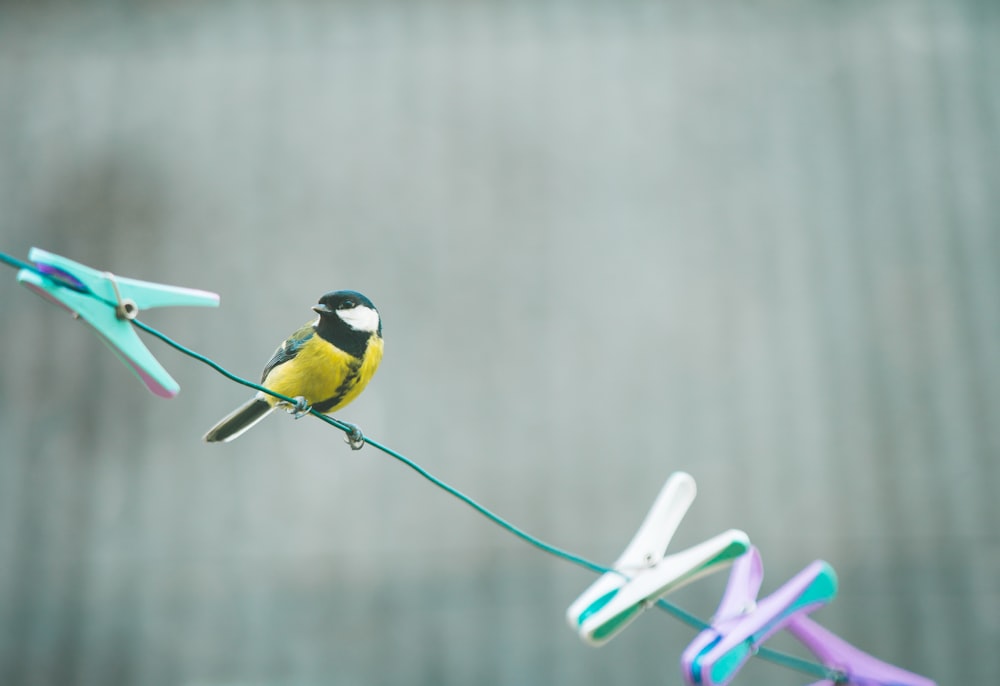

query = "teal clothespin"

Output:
[[16, 247, 220, 398]]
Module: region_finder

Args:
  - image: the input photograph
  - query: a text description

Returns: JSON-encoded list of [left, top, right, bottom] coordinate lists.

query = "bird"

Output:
[[203, 290, 383, 444]]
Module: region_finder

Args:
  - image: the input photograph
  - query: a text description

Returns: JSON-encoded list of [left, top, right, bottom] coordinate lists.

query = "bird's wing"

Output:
[[260, 324, 315, 382]]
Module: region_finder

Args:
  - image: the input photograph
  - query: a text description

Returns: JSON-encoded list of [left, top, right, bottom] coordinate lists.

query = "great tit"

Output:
[[203, 290, 383, 443]]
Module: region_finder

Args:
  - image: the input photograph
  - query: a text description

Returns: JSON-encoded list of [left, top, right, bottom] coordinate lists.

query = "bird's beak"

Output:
[[312, 304, 333, 315]]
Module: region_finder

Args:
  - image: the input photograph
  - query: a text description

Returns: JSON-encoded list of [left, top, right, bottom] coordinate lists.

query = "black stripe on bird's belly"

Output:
[[313, 358, 362, 413]]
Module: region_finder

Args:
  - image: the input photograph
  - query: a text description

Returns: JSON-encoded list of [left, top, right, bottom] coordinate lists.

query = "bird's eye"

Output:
[[339, 300, 355, 310]]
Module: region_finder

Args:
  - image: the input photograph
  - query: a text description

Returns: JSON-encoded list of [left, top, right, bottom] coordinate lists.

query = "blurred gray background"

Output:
[[1, 1, 997, 684]]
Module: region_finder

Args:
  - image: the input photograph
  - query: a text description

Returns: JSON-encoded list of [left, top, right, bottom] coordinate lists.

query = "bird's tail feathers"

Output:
[[203, 395, 274, 443]]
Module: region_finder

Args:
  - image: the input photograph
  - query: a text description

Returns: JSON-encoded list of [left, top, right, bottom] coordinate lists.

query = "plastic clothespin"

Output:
[[566, 472, 751, 646], [681, 546, 838, 686], [16, 247, 219, 398], [786, 615, 937, 686]]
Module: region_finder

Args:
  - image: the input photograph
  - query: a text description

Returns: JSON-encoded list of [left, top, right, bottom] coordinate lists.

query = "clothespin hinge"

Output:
[[104, 271, 139, 320]]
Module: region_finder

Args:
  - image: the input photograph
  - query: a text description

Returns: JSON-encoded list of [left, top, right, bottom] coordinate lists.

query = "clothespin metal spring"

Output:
[[104, 271, 138, 321]]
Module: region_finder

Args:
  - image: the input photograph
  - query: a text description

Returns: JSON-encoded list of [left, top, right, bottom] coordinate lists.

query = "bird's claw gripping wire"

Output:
[[342, 422, 365, 450], [281, 398, 363, 449], [285, 396, 312, 419]]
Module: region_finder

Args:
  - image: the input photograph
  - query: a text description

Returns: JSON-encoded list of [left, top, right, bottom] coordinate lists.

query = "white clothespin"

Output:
[[566, 472, 750, 646]]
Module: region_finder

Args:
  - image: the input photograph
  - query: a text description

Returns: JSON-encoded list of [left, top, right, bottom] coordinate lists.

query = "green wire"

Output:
[[0, 251, 40, 273], [136, 318, 614, 578], [135, 317, 836, 683], [5, 250, 838, 683]]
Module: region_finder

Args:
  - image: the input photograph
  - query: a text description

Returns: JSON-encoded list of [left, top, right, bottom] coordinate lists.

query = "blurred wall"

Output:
[[1, 1, 998, 684]]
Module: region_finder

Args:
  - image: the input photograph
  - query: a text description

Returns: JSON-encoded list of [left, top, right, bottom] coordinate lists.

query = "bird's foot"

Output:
[[285, 396, 312, 419], [341, 422, 365, 450]]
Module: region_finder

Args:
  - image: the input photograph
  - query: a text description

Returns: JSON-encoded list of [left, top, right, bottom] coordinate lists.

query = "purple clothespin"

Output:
[[681, 546, 838, 686], [786, 615, 937, 686]]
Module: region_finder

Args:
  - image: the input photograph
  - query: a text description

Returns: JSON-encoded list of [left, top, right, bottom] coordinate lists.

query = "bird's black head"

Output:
[[312, 291, 381, 354]]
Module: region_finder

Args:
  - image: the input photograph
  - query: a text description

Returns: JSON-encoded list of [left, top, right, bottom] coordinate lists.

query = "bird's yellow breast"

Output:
[[263, 334, 383, 414]]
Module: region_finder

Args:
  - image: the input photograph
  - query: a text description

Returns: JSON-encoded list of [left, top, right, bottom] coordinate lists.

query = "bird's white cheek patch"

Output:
[[337, 305, 380, 332]]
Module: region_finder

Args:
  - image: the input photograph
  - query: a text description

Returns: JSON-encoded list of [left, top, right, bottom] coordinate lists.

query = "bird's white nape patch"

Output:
[[336, 305, 380, 332]]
